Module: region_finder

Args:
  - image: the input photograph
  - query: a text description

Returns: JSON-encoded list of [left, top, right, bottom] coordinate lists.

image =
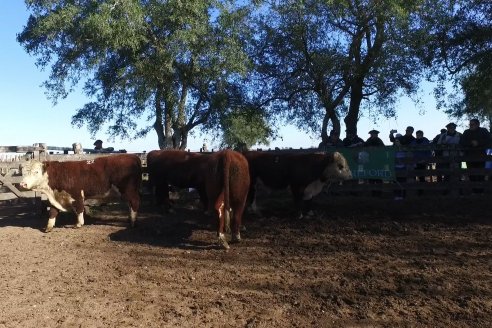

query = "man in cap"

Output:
[[436, 123, 462, 183], [437, 123, 461, 145], [460, 119, 492, 188], [365, 129, 385, 147], [93, 139, 103, 152], [389, 126, 415, 145]]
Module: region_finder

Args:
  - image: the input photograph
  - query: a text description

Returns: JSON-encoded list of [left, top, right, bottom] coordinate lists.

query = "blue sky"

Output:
[[1, 2, 456, 153]]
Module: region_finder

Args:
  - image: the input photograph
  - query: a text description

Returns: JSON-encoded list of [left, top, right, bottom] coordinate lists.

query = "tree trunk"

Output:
[[320, 99, 341, 142], [153, 90, 166, 150], [344, 80, 363, 136]]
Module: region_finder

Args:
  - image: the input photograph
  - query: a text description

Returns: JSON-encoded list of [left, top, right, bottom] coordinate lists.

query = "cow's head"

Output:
[[321, 152, 352, 182], [20, 160, 47, 190]]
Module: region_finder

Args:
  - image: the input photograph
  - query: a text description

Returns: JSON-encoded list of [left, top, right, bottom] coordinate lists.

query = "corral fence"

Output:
[[0, 144, 148, 203], [1, 144, 491, 204]]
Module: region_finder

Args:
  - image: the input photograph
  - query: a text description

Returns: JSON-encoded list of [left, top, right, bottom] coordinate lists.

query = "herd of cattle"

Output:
[[19, 150, 352, 249]]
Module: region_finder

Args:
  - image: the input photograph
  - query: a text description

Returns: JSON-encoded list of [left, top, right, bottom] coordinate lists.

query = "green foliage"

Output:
[[221, 107, 272, 149], [249, 0, 428, 141], [18, 0, 252, 149], [19, 0, 492, 146], [422, 0, 492, 126]]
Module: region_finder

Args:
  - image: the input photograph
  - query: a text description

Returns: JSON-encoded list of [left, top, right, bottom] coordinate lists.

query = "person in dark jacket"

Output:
[[411, 130, 431, 182], [432, 129, 447, 144], [460, 118, 492, 185], [365, 130, 385, 147], [389, 126, 416, 145], [318, 130, 344, 150], [343, 130, 364, 148]]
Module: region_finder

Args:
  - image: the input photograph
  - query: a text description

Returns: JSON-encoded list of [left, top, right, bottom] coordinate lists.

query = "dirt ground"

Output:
[[1, 191, 491, 328]]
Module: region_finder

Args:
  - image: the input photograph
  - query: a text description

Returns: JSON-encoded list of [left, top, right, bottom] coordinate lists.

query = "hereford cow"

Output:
[[204, 150, 250, 249], [146, 150, 208, 211], [243, 151, 352, 217], [20, 154, 142, 232], [147, 149, 249, 249]]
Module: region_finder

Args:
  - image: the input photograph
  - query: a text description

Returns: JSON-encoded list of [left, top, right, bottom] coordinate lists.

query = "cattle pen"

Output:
[[1, 143, 492, 327], [1, 143, 491, 204]]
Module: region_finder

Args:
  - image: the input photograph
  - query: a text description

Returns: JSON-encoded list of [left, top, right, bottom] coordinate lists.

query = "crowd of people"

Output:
[[318, 118, 492, 154], [318, 118, 492, 152], [318, 118, 492, 194]]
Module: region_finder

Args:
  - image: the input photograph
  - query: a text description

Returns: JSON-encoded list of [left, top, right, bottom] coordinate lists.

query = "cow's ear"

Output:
[[333, 151, 341, 160]]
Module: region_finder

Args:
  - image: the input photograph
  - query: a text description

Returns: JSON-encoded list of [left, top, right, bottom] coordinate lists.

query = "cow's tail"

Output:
[[223, 151, 232, 234]]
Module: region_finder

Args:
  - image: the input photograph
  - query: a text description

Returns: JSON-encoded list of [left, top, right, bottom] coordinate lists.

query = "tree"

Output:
[[220, 106, 273, 150], [421, 0, 492, 127], [18, 0, 252, 149], [250, 0, 427, 143]]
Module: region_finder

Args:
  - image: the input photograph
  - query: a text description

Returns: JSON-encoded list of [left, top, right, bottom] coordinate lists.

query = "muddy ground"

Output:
[[0, 191, 491, 328]]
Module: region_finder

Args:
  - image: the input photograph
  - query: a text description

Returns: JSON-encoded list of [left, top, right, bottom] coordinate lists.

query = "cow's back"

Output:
[[243, 151, 292, 189], [103, 154, 142, 190], [147, 150, 206, 188], [45, 154, 141, 197]]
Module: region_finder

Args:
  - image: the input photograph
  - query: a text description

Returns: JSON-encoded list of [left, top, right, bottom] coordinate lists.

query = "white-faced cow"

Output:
[[243, 151, 352, 218], [146, 150, 208, 211], [20, 154, 142, 232]]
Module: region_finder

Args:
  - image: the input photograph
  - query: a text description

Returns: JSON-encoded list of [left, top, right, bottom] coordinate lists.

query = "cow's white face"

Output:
[[322, 152, 352, 181], [20, 161, 48, 190]]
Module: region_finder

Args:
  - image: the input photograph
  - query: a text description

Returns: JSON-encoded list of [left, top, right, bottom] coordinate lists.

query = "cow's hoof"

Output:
[[218, 233, 230, 250], [231, 233, 241, 243], [44, 227, 53, 233], [239, 225, 247, 232], [75, 224, 83, 229]]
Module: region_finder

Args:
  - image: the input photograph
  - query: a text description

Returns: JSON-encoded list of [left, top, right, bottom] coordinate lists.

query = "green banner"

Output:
[[338, 147, 395, 181]]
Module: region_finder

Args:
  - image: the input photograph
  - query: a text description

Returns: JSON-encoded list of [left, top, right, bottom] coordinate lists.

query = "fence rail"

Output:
[[1, 144, 491, 203]]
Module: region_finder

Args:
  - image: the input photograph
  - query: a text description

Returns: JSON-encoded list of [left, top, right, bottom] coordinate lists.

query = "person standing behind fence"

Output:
[[459, 119, 492, 187], [343, 130, 365, 147], [432, 128, 447, 145], [318, 130, 344, 150], [94, 139, 103, 152], [364, 130, 385, 195], [389, 126, 415, 145], [365, 130, 385, 147], [411, 130, 431, 183], [436, 123, 461, 182]]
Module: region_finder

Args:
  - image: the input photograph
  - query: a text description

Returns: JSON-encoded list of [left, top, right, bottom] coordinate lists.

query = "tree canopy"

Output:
[[18, 0, 253, 149], [249, 0, 429, 143], [422, 0, 492, 127], [17, 0, 492, 148]]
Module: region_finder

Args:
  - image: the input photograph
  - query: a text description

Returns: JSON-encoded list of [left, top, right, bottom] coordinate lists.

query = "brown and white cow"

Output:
[[203, 149, 250, 249], [20, 154, 142, 232], [147, 149, 250, 249], [243, 151, 352, 217], [146, 150, 208, 211]]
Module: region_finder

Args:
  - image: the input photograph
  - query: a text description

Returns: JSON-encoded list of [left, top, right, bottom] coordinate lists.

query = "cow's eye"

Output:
[[338, 164, 344, 170]]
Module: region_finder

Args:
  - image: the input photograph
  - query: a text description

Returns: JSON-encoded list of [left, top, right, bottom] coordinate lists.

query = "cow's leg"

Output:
[[247, 179, 260, 215], [290, 186, 308, 219], [74, 198, 85, 228], [197, 187, 208, 212], [120, 186, 140, 228], [231, 209, 243, 244], [215, 193, 229, 250], [129, 206, 138, 228], [45, 207, 59, 232]]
